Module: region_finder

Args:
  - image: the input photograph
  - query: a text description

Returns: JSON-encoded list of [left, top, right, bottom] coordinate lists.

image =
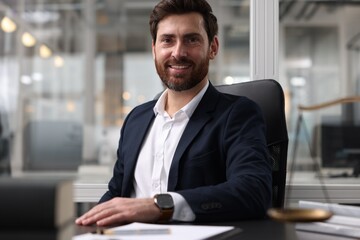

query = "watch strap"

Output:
[[158, 208, 173, 222]]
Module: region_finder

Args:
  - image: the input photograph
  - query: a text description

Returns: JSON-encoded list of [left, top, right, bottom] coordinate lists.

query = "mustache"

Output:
[[166, 57, 194, 65]]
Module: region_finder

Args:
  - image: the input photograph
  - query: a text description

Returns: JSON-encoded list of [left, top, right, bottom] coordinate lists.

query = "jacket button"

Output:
[[201, 202, 222, 210]]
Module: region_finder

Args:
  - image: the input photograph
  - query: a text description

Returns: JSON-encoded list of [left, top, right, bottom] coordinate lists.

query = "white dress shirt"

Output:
[[131, 81, 209, 221]]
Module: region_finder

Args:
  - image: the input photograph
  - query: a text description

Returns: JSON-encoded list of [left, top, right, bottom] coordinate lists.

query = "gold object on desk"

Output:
[[267, 208, 333, 222]]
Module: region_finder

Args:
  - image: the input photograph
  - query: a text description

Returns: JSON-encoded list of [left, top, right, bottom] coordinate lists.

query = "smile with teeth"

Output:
[[170, 64, 191, 69]]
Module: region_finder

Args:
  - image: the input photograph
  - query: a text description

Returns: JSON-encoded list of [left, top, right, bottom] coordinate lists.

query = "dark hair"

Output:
[[149, 0, 218, 43]]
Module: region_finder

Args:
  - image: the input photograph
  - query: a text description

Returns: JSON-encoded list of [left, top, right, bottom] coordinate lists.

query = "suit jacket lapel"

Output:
[[167, 84, 220, 191]]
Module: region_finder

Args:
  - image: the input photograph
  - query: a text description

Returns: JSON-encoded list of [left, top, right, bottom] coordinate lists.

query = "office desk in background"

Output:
[[12, 168, 360, 207], [285, 171, 360, 206], [74, 173, 111, 202], [74, 171, 360, 206], [13, 165, 360, 205]]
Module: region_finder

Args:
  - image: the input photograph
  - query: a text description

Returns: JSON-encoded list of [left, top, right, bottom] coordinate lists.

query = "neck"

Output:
[[165, 79, 207, 117]]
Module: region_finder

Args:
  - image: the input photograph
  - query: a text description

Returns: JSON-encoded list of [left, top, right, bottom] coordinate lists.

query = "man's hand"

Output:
[[75, 197, 161, 226]]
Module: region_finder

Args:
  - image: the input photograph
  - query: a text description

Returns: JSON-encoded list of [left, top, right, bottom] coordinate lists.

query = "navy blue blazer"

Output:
[[100, 83, 272, 222]]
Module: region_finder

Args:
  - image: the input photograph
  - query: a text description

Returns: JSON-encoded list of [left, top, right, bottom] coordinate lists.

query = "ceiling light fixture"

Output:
[[39, 44, 52, 58], [54, 55, 64, 67], [21, 32, 36, 47], [1, 16, 17, 33]]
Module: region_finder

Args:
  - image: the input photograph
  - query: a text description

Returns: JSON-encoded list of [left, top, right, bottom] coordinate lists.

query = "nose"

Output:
[[172, 41, 187, 59]]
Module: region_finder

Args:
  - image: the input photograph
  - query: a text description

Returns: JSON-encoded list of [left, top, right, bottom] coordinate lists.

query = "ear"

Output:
[[209, 36, 219, 60], [152, 40, 156, 60]]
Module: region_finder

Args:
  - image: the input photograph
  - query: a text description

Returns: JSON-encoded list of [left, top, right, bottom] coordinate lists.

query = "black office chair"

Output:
[[215, 79, 288, 208]]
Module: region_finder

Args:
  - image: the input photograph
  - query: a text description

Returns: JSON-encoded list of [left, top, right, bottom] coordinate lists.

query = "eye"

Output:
[[189, 37, 199, 43], [163, 38, 171, 43], [185, 35, 201, 45], [160, 36, 173, 45]]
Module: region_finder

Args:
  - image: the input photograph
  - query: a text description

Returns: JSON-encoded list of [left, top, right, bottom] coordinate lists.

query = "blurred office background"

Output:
[[0, 0, 360, 179], [0, 0, 251, 175]]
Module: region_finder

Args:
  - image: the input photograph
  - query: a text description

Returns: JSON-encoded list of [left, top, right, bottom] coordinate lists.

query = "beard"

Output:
[[155, 55, 210, 92]]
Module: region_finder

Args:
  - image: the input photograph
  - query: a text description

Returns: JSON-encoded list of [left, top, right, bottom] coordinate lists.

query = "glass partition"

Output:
[[280, 0, 360, 177], [0, 0, 250, 174]]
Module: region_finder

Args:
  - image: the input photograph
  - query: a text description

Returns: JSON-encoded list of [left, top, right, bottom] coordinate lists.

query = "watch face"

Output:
[[155, 194, 174, 209]]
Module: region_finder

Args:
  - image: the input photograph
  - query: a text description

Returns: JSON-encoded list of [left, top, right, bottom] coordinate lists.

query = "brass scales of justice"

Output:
[[268, 96, 360, 222]]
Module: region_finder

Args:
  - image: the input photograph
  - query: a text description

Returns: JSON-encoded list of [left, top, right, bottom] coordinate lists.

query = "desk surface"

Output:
[[0, 220, 354, 240], [74, 219, 353, 240]]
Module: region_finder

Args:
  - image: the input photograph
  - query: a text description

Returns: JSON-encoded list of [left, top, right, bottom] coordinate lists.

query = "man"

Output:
[[76, 0, 271, 227]]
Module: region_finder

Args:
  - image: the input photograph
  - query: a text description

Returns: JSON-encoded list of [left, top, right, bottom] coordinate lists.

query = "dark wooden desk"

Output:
[[76, 219, 358, 240], [202, 220, 298, 240], [76, 219, 299, 240], [2, 219, 352, 240]]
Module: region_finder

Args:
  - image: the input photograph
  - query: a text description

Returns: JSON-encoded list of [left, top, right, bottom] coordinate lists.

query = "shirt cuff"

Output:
[[167, 192, 196, 222]]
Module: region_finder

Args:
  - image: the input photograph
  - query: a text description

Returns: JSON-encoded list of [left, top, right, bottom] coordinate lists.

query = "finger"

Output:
[[96, 211, 129, 226], [75, 208, 99, 224], [76, 202, 111, 225], [86, 206, 119, 225]]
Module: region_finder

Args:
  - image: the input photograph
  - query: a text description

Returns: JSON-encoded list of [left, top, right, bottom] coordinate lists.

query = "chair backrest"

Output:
[[215, 79, 288, 208]]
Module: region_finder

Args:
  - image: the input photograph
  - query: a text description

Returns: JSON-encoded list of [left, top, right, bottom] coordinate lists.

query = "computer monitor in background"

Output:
[[23, 121, 83, 171], [0, 110, 11, 175], [321, 123, 360, 176]]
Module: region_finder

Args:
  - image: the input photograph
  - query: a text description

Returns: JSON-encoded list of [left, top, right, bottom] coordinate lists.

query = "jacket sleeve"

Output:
[[176, 98, 272, 222]]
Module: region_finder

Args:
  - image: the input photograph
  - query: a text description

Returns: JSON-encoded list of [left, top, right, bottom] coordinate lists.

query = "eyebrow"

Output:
[[184, 33, 202, 39], [158, 33, 202, 39], [158, 34, 174, 39]]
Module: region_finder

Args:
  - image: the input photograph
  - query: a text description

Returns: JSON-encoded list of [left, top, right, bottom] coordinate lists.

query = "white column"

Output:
[[11, 0, 26, 174], [250, 0, 279, 81], [82, 0, 97, 162]]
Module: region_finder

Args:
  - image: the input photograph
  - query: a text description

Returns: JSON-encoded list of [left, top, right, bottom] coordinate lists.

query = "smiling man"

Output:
[[76, 0, 272, 227]]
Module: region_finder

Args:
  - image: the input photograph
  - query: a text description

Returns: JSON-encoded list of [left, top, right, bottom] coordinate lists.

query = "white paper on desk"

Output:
[[73, 222, 235, 240], [296, 201, 360, 238], [296, 222, 360, 239]]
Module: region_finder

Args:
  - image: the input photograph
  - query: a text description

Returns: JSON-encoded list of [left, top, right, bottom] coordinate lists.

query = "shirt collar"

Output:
[[153, 81, 209, 118]]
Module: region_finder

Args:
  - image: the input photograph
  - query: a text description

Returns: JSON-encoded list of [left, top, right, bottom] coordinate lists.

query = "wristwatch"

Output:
[[153, 193, 174, 222]]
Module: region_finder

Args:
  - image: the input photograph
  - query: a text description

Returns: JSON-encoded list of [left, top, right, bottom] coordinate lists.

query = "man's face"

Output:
[[152, 12, 218, 91]]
